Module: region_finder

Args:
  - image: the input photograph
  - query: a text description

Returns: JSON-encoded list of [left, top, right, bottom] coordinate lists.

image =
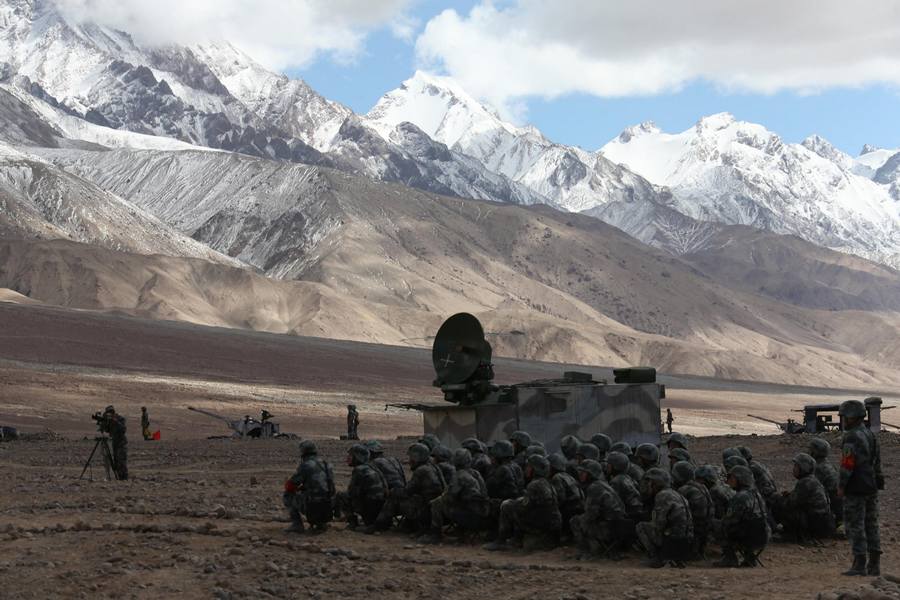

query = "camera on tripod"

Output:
[[91, 411, 111, 434]]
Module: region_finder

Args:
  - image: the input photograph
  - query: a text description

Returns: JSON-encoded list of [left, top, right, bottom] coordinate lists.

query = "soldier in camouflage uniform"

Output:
[[667, 432, 695, 465], [591, 434, 612, 463], [346, 405, 360, 440], [721, 447, 742, 466], [283, 441, 336, 533], [423, 449, 491, 543], [485, 454, 561, 551], [696, 464, 735, 521], [668, 448, 692, 471], [337, 444, 387, 530], [809, 437, 842, 528], [714, 465, 769, 568], [634, 443, 660, 471], [560, 434, 582, 477], [461, 437, 493, 480], [570, 460, 630, 559], [672, 461, 713, 557], [526, 444, 546, 459], [738, 446, 778, 502], [548, 453, 585, 539], [838, 400, 884, 576], [485, 440, 524, 529], [606, 452, 645, 521], [636, 468, 693, 568], [418, 434, 440, 452], [373, 443, 446, 533], [432, 445, 456, 487], [723, 455, 748, 472], [366, 440, 407, 492], [576, 442, 601, 466], [510, 431, 532, 468], [770, 453, 833, 542]]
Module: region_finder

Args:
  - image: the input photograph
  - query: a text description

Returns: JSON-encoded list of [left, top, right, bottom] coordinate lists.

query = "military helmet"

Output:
[[452, 448, 473, 469], [547, 453, 567, 473], [490, 439, 515, 460], [527, 454, 551, 478], [408, 442, 431, 465], [695, 464, 719, 486], [610, 441, 633, 456], [525, 444, 547, 458], [671, 461, 696, 487], [723, 455, 748, 470], [668, 447, 692, 464], [141, 406, 147, 411], [510, 430, 532, 448], [418, 434, 440, 451], [728, 465, 755, 489], [590, 433, 612, 454], [349, 444, 370, 465], [364, 440, 384, 455], [104, 405, 115, 414], [643, 467, 671, 490], [792, 452, 816, 477], [667, 432, 688, 450], [737, 446, 753, 462], [808, 437, 831, 460], [577, 459, 605, 481], [576, 443, 600, 461], [461, 437, 485, 454], [635, 443, 660, 465], [606, 451, 631, 474], [721, 447, 742, 463], [431, 445, 452, 463], [299, 440, 318, 456], [839, 400, 867, 419], [560, 435, 582, 458]]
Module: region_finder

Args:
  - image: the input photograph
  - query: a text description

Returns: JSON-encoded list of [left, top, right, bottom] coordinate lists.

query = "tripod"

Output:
[[80, 435, 119, 481]]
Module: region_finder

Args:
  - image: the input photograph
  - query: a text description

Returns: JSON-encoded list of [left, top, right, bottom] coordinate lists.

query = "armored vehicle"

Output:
[[407, 313, 664, 452]]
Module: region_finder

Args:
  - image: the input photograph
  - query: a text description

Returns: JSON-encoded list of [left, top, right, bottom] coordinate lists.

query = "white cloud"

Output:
[[53, 0, 413, 70], [415, 0, 900, 113]]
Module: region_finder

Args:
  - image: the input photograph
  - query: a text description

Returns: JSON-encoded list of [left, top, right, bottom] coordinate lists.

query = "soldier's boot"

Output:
[[713, 550, 739, 568], [842, 555, 867, 576], [867, 552, 881, 576], [284, 519, 305, 534]]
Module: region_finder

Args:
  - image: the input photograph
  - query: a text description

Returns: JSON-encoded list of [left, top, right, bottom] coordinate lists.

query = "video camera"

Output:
[[91, 411, 111, 433]]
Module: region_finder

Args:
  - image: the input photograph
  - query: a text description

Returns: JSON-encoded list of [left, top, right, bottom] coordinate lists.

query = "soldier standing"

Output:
[[666, 409, 674, 434], [140, 407, 151, 441], [346, 405, 360, 440], [838, 400, 884, 576], [103, 406, 128, 480], [283, 441, 336, 533]]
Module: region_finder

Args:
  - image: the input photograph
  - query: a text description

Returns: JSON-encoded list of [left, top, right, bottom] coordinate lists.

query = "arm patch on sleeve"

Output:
[[841, 448, 856, 471]]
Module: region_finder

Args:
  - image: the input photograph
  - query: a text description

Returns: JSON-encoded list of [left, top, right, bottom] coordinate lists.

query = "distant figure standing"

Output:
[[141, 407, 152, 441], [347, 405, 360, 440], [103, 405, 128, 480], [666, 409, 675, 434]]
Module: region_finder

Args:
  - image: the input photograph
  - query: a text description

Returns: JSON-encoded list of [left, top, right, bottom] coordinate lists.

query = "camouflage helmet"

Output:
[[643, 467, 671, 490], [667, 432, 688, 450], [808, 437, 831, 460], [461, 437, 485, 454], [606, 451, 630, 474], [418, 434, 440, 451], [610, 441, 633, 456], [452, 448, 473, 470], [671, 461, 696, 487], [525, 444, 547, 458], [364, 440, 384, 456], [510, 430, 532, 449], [721, 447, 742, 463], [576, 443, 600, 461], [299, 440, 318, 456], [526, 454, 551, 478], [635, 443, 660, 465], [590, 434, 613, 454], [792, 452, 817, 477], [724, 455, 749, 470], [408, 442, 431, 465], [348, 444, 370, 466], [431, 445, 453, 463], [560, 435, 582, 459], [668, 447, 692, 464], [547, 453, 567, 473], [839, 400, 866, 419], [104, 405, 116, 414], [490, 439, 515, 460], [737, 446, 753, 462], [577, 459, 605, 482], [695, 464, 719, 486], [727, 465, 755, 489]]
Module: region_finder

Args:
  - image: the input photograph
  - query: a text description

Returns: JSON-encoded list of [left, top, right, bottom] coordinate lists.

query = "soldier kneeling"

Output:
[[714, 465, 770, 567], [570, 460, 631, 559], [335, 444, 387, 530], [485, 455, 561, 552], [283, 441, 336, 534], [771, 453, 835, 543], [422, 448, 491, 543], [636, 468, 693, 568], [371, 443, 446, 533]]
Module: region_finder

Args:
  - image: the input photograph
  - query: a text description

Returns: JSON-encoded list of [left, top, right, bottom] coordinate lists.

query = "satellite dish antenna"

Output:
[[432, 313, 493, 385]]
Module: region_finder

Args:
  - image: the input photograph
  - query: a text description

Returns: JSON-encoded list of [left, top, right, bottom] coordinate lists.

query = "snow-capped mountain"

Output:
[[601, 113, 900, 267]]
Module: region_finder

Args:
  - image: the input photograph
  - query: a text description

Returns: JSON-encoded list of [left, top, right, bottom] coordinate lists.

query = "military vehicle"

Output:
[[401, 313, 664, 451], [748, 397, 887, 434], [187, 407, 282, 438]]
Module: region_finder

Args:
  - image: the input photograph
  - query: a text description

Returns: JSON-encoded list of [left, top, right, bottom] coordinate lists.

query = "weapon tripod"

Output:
[[79, 435, 119, 481]]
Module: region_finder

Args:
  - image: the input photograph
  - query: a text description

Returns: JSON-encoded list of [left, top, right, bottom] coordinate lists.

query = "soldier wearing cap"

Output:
[[838, 399, 884, 576]]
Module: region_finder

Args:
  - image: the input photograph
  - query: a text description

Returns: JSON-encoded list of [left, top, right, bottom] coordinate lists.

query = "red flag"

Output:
[[152, 430, 161, 441]]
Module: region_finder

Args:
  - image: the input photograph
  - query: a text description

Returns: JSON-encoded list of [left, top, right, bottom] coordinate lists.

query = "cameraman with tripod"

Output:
[[96, 406, 128, 480]]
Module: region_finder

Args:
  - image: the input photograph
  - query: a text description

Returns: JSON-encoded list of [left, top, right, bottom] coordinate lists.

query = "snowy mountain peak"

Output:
[[861, 144, 880, 156], [802, 134, 854, 168], [616, 121, 660, 143], [695, 112, 736, 131]]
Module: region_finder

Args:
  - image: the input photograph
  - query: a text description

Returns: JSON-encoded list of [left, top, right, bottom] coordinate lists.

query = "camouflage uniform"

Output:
[[635, 468, 693, 566], [590, 434, 612, 463], [339, 445, 387, 528], [548, 453, 585, 537], [346, 405, 360, 440], [667, 433, 694, 465], [696, 464, 735, 520], [809, 438, 842, 527], [461, 438, 493, 480], [284, 441, 336, 532], [839, 402, 883, 575], [510, 431, 532, 469], [429, 449, 491, 538], [366, 441, 407, 492], [432, 445, 457, 488], [560, 435, 582, 478], [673, 461, 713, 556], [374, 443, 446, 532], [770, 453, 833, 541], [490, 455, 561, 549], [607, 452, 645, 521], [570, 460, 629, 557], [738, 447, 778, 501], [716, 465, 769, 568]]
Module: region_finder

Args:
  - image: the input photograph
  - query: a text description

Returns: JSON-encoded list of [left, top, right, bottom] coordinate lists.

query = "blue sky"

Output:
[[287, 1, 900, 155]]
